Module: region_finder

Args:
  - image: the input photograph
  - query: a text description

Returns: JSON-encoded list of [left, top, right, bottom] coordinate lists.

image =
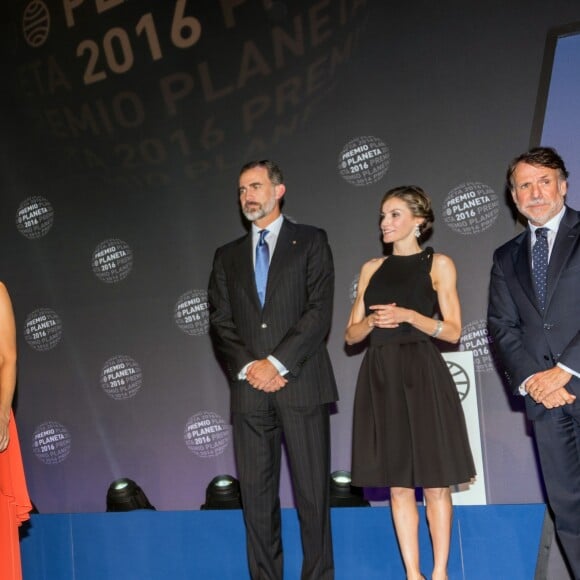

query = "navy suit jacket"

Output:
[[208, 218, 338, 413], [488, 207, 580, 419]]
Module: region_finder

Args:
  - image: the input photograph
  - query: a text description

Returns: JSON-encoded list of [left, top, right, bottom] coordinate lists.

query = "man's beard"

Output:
[[242, 196, 276, 222]]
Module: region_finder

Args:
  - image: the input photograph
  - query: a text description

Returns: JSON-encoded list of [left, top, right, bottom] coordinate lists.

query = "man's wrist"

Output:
[[237, 361, 255, 380], [557, 362, 578, 379], [268, 355, 288, 376]]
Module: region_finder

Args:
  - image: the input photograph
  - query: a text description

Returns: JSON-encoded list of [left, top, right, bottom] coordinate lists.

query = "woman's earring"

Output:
[[414, 224, 421, 238]]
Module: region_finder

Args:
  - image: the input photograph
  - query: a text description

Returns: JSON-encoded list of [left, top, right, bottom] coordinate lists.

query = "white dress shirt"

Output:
[[239, 214, 288, 380], [520, 206, 579, 395]]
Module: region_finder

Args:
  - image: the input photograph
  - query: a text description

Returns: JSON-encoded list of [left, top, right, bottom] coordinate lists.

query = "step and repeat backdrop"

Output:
[[2, 0, 580, 512]]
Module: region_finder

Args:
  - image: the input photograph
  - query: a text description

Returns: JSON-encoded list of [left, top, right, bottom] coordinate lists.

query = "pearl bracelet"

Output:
[[431, 320, 443, 338]]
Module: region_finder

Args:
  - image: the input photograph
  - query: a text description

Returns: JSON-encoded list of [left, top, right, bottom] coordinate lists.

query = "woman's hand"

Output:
[[368, 303, 412, 328], [0, 415, 9, 452]]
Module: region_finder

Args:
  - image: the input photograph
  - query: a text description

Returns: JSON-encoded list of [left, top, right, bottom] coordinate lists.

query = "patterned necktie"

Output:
[[532, 227, 549, 310], [255, 229, 269, 307]]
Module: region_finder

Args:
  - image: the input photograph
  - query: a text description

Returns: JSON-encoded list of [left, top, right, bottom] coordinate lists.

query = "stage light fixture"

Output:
[[330, 470, 370, 507], [106, 478, 155, 512], [201, 474, 242, 510]]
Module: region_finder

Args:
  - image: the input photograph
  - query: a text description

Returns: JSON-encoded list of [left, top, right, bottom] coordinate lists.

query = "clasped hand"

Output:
[[246, 359, 288, 392], [368, 303, 408, 328], [526, 367, 576, 408]]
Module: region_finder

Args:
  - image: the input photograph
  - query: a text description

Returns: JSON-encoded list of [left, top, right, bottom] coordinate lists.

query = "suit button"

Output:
[[543, 355, 550, 361], [261, 323, 267, 329]]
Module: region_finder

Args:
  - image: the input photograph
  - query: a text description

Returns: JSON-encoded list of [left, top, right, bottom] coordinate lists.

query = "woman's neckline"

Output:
[[390, 247, 426, 257]]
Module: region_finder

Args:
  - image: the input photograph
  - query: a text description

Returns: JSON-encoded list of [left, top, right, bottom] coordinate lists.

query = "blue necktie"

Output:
[[532, 227, 549, 310], [255, 229, 269, 307]]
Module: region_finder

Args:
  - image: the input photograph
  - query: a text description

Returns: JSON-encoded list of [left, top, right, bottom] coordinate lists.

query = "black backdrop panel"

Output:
[[2, 0, 580, 512]]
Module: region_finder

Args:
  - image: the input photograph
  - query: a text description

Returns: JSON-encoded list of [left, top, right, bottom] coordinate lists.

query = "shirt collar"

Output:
[[529, 205, 566, 236], [252, 214, 284, 239]]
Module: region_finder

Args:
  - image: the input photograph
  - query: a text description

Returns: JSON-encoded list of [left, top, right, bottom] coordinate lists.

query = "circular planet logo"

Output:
[[338, 136, 390, 186], [23, 0, 50, 48]]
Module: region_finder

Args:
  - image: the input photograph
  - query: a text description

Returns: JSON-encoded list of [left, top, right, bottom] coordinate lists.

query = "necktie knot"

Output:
[[532, 227, 549, 311], [258, 229, 269, 246]]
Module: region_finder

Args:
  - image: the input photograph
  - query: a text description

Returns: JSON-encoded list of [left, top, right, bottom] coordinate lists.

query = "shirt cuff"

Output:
[[268, 355, 289, 376], [519, 375, 534, 396], [237, 361, 255, 380], [557, 362, 580, 379], [238, 357, 289, 379]]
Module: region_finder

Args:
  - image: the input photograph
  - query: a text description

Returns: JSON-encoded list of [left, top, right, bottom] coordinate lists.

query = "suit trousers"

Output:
[[232, 398, 334, 580], [534, 405, 580, 579]]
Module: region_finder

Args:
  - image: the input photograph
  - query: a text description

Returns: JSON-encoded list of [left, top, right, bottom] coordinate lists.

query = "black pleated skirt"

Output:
[[351, 339, 476, 488]]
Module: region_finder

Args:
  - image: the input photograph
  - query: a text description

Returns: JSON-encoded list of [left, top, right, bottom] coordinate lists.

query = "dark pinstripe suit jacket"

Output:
[[488, 207, 580, 419], [208, 218, 338, 412]]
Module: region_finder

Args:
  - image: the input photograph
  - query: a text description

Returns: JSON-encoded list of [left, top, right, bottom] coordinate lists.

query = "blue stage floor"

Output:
[[21, 504, 545, 579]]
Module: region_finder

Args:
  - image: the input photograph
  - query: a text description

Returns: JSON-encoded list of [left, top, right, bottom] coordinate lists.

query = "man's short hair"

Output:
[[507, 146, 569, 188], [239, 160, 284, 186]]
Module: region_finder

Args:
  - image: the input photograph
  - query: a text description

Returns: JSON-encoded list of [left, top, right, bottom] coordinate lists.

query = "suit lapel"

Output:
[[263, 219, 295, 307], [545, 208, 580, 311], [513, 230, 539, 313], [236, 233, 262, 310]]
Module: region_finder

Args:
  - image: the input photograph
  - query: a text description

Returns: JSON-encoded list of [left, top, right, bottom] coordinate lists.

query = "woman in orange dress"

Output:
[[0, 282, 32, 580]]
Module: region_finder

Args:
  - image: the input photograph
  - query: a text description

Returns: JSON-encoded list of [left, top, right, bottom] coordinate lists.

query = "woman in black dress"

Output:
[[345, 186, 475, 580]]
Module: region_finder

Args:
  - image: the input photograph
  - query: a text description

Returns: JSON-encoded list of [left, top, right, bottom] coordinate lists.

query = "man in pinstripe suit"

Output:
[[208, 160, 338, 579]]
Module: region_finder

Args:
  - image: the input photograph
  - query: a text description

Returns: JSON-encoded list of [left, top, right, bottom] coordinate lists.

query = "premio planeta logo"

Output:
[[32, 421, 71, 464], [16, 196, 54, 239], [184, 411, 231, 459], [100, 355, 143, 400], [24, 308, 63, 351], [338, 136, 390, 186], [443, 182, 499, 235], [92, 238, 133, 283], [174, 289, 210, 336], [460, 319, 495, 373]]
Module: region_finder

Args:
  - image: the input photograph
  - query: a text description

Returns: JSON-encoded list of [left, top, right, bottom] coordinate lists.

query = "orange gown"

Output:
[[0, 411, 32, 580]]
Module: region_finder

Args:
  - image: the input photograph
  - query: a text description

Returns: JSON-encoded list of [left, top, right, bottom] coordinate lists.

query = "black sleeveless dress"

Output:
[[351, 248, 476, 488]]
